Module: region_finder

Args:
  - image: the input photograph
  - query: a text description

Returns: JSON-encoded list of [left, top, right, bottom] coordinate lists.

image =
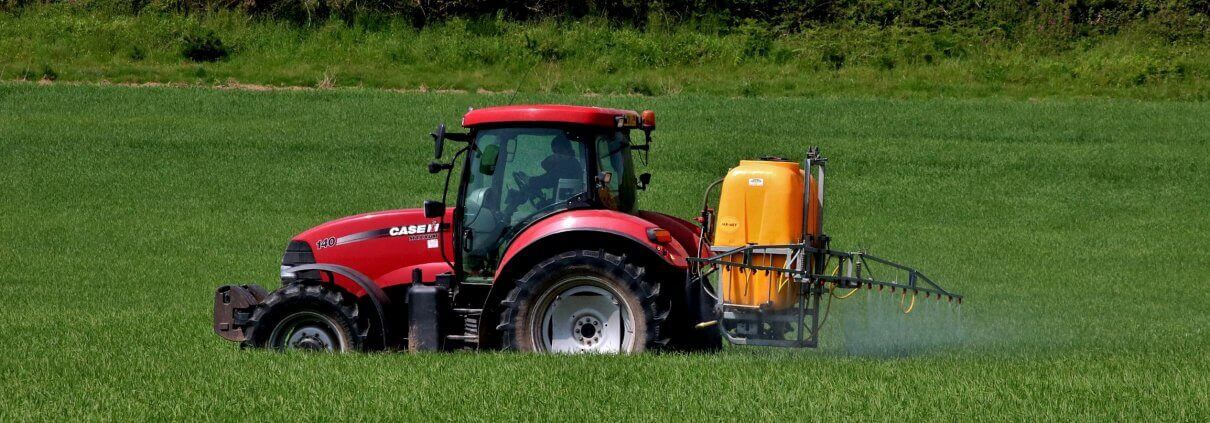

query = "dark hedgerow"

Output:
[[40, 65, 57, 81], [181, 30, 229, 62], [45, 1, 1210, 39], [822, 49, 845, 70], [18, 65, 57, 81], [129, 46, 146, 62]]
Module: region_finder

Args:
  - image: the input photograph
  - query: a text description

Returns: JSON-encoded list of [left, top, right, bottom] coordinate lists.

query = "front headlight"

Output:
[[280, 240, 315, 283]]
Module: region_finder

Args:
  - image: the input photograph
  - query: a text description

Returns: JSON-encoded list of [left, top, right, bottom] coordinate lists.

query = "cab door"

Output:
[[458, 127, 590, 279]]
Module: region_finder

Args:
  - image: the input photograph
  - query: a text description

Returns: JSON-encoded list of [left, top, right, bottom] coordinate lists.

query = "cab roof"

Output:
[[461, 104, 640, 129]]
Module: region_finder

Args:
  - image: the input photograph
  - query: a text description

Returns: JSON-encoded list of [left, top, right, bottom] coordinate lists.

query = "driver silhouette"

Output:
[[528, 135, 584, 195], [503, 135, 585, 223]]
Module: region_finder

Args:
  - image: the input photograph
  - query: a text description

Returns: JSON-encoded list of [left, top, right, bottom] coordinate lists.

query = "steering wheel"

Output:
[[512, 171, 547, 207], [512, 171, 531, 192]]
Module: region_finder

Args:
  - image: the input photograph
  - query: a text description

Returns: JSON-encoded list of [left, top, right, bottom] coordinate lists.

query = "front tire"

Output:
[[500, 250, 668, 353], [245, 282, 365, 352]]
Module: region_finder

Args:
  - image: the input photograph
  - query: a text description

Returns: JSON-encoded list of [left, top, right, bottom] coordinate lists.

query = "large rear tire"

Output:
[[499, 250, 668, 353], [245, 281, 365, 352]]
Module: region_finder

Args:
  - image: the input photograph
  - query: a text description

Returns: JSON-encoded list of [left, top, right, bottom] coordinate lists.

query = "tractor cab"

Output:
[[428, 105, 655, 279]]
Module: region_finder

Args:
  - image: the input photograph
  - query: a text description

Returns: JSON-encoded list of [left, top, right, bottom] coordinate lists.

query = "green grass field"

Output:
[[1, 83, 1207, 420]]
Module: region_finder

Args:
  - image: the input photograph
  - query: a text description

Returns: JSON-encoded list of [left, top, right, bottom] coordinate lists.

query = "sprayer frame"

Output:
[[688, 147, 963, 348]]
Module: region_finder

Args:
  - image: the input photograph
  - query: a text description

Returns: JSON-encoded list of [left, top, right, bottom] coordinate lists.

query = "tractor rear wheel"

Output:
[[500, 250, 668, 354], [245, 282, 365, 352]]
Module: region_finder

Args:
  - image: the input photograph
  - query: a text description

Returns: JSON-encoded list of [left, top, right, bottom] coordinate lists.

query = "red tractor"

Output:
[[214, 104, 964, 354], [215, 105, 721, 353]]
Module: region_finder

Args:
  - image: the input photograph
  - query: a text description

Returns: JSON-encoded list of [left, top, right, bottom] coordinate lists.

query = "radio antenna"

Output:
[[506, 62, 538, 105]]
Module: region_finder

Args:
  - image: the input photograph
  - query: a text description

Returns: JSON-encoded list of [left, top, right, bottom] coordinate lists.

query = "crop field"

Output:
[[0, 83, 1207, 420]]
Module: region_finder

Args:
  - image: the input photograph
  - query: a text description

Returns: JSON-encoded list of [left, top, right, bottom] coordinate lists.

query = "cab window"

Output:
[[594, 130, 638, 213], [461, 127, 589, 276]]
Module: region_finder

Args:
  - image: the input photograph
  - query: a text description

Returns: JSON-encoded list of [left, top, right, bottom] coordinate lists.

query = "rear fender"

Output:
[[494, 210, 690, 282], [636, 210, 705, 258]]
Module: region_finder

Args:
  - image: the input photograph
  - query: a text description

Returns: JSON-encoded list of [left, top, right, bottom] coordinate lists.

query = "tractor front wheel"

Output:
[[245, 282, 365, 352], [500, 250, 668, 354]]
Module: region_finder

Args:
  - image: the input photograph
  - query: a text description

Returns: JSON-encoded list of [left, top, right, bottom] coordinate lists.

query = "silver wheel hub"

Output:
[[288, 326, 334, 351], [534, 279, 635, 354], [572, 315, 603, 347], [269, 311, 347, 352]]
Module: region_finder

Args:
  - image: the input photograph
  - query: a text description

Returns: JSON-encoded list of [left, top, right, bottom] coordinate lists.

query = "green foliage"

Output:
[[0, 84, 1207, 419], [0, 7, 1205, 98], [738, 20, 774, 59], [181, 29, 229, 62], [18, 0, 1210, 41]]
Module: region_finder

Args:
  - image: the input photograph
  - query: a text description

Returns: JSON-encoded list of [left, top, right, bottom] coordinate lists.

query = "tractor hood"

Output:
[[291, 208, 454, 287]]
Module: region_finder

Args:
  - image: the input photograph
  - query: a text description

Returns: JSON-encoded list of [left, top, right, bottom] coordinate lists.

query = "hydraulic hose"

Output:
[[701, 178, 725, 213], [816, 263, 843, 329], [692, 177, 728, 306], [900, 291, 917, 314], [829, 263, 860, 299], [834, 286, 861, 299], [697, 177, 725, 246], [816, 286, 835, 331]]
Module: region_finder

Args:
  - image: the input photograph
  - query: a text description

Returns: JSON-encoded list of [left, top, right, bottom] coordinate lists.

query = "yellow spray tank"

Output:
[[689, 148, 963, 349], [712, 159, 822, 311]]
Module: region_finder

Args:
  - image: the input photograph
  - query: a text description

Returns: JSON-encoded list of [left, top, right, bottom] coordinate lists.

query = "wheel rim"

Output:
[[268, 311, 347, 352], [530, 276, 636, 353]]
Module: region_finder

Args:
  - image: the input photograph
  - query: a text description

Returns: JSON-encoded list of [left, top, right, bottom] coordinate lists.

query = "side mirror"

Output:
[[423, 200, 445, 219], [430, 123, 447, 160], [428, 161, 453, 174], [479, 144, 500, 175], [638, 172, 652, 190]]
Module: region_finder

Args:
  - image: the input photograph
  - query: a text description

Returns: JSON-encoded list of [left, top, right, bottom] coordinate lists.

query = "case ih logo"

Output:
[[318, 222, 441, 249], [389, 223, 439, 237]]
